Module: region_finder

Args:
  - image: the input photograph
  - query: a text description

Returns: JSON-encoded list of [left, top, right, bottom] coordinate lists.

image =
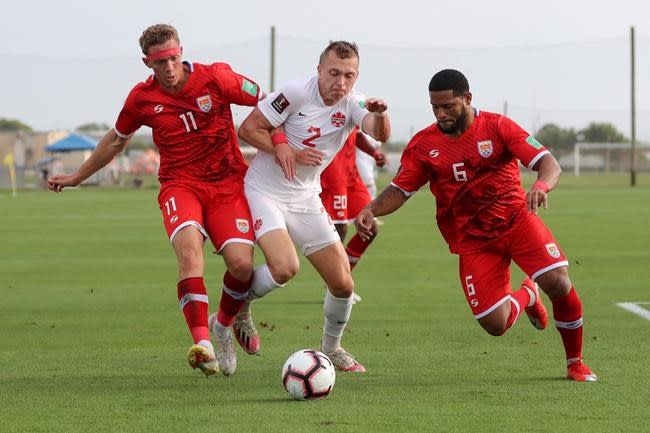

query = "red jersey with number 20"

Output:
[[392, 110, 549, 254], [115, 62, 260, 185]]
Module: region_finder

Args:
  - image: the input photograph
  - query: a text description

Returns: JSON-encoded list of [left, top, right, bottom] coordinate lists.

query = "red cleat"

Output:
[[567, 360, 598, 382], [521, 278, 548, 330]]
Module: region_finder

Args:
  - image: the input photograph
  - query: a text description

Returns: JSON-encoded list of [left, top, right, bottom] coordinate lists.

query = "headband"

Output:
[[144, 46, 182, 62]]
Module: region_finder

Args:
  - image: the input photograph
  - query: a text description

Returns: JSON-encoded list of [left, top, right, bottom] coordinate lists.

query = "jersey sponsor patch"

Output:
[[271, 93, 290, 114], [241, 79, 258, 97], [236, 218, 250, 233], [545, 243, 561, 258], [154, 104, 164, 113], [477, 140, 493, 158], [526, 135, 544, 149], [331, 112, 346, 127], [429, 149, 440, 158], [196, 95, 212, 113]]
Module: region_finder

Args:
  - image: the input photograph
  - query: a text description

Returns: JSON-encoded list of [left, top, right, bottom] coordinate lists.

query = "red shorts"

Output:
[[157, 180, 254, 251], [458, 212, 569, 318], [320, 176, 372, 224]]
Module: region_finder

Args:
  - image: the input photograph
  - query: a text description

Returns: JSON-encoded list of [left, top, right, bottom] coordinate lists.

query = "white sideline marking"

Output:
[[616, 302, 650, 321]]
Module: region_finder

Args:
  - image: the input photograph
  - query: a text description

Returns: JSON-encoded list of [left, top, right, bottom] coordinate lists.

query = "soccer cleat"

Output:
[[232, 312, 260, 355], [567, 360, 598, 382], [187, 341, 219, 377], [325, 348, 366, 372], [208, 313, 237, 376], [352, 292, 362, 304], [521, 278, 548, 330]]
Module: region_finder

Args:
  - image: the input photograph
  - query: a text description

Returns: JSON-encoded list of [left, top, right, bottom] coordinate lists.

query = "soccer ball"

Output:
[[281, 349, 336, 400]]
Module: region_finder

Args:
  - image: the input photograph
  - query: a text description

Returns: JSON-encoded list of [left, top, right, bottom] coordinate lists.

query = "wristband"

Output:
[[532, 180, 550, 193], [271, 132, 288, 147]]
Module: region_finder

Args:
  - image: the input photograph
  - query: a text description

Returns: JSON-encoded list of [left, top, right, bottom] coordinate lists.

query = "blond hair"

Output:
[[319, 40, 359, 64], [139, 24, 180, 55]]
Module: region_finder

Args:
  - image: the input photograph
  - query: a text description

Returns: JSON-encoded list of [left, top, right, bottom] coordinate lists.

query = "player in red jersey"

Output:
[[320, 126, 386, 303], [355, 69, 597, 382], [48, 24, 263, 377]]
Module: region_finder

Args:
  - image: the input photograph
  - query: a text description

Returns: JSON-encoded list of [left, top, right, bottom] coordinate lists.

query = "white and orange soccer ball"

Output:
[[281, 349, 336, 400]]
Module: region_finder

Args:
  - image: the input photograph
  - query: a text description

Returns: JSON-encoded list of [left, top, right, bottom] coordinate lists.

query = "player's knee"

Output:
[[327, 276, 355, 298], [478, 314, 508, 336], [481, 322, 508, 336], [176, 246, 203, 274], [537, 268, 571, 299], [268, 259, 299, 284], [227, 257, 254, 281]]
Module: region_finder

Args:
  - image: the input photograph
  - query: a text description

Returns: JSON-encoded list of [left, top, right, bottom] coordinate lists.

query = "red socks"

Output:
[[346, 233, 373, 271], [502, 286, 533, 331], [551, 287, 583, 361], [177, 277, 210, 343], [217, 271, 253, 327]]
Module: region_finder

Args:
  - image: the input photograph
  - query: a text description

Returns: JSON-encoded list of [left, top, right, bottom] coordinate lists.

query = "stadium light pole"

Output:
[[270, 26, 276, 93], [630, 26, 637, 187]]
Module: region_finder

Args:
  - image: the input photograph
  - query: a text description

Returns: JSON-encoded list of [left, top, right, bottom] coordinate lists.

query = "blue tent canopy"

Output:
[[46, 133, 98, 153]]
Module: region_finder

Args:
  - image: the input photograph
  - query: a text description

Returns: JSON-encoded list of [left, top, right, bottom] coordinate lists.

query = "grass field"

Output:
[[1, 174, 649, 433]]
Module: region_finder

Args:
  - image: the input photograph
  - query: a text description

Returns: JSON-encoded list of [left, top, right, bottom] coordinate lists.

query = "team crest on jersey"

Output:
[[477, 140, 493, 158], [331, 112, 346, 127], [236, 218, 250, 233], [196, 95, 212, 113], [545, 243, 561, 259], [254, 218, 263, 232]]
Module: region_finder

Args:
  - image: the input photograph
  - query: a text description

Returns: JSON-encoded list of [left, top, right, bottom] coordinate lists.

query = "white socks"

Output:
[[322, 289, 353, 354], [250, 264, 284, 299]]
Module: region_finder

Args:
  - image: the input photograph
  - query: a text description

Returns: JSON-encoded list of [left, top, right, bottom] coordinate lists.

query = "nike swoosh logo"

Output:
[[298, 112, 307, 116], [336, 320, 347, 324]]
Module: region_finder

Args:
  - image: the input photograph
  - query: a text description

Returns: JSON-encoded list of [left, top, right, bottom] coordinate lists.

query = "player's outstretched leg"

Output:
[[208, 313, 237, 376], [321, 290, 366, 372], [187, 340, 219, 377], [521, 278, 548, 330]]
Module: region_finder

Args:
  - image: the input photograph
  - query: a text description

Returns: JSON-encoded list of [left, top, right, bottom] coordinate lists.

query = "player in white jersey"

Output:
[[237, 41, 390, 372]]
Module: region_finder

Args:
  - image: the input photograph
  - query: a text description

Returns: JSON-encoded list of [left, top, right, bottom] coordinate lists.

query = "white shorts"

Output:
[[245, 186, 340, 256]]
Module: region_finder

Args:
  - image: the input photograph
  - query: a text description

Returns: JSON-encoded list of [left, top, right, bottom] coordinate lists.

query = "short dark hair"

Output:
[[428, 69, 469, 96], [319, 40, 359, 64]]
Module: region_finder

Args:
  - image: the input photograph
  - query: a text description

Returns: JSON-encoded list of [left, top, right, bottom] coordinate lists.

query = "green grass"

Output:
[[1, 174, 649, 433]]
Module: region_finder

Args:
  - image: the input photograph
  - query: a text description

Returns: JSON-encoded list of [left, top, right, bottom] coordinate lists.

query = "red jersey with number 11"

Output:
[[115, 62, 260, 185], [392, 110, 549, 254]]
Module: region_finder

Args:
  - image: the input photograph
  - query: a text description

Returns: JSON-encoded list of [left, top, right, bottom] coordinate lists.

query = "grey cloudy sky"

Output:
[[1, 0, 649, 142]]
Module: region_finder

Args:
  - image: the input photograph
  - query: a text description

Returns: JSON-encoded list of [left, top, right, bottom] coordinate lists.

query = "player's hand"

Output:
[[293, 147, 324, 167], [364, 98, 388, 115], [373, 151, 387, 167], [354, 208, 375, 241], [274, 142, 296, 181], [47, 174, 80, 192], [526, 188, 548, 213]]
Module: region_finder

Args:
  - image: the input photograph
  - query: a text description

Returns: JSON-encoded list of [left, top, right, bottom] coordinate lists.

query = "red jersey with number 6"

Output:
[[391, 109, 550, 254], [115, 62, 260, 185]]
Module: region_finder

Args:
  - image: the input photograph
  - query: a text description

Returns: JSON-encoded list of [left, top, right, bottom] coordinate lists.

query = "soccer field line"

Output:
[[616, 302, 650, 321]]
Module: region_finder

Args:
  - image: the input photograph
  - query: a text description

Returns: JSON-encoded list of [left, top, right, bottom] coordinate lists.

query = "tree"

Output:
[[578, 122, 627, 143], [75, 122, 111, 133], [0, 118, 32, 132], [534, 123, 577, 152]]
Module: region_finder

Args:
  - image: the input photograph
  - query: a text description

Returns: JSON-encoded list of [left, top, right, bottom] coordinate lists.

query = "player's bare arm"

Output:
[[355, 185, 409, 240], [361, 98, 391, 142], [48, 129, 129, 192], [355, 130, 386, 167], [527, 153, 562, 213], [239, 108, 297, 180]]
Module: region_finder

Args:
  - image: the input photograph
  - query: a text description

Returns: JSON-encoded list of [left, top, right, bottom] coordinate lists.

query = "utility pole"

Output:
[[630, 26, 637, 187], [270, 26, 276, 93]]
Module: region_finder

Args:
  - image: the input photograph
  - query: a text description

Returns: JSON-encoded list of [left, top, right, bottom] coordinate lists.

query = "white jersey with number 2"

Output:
[[245, 75, 369, 204]]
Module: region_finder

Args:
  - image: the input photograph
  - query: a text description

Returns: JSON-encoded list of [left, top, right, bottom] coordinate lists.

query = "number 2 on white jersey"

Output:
[[302, 126, 321, 147]]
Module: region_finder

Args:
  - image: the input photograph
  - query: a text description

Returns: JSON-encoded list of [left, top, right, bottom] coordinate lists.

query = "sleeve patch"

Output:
[[526, 135, 543, 149], [242, 79, 258, 97], [271, 93, 290, 114]]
